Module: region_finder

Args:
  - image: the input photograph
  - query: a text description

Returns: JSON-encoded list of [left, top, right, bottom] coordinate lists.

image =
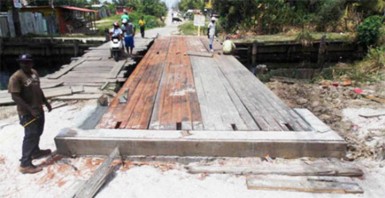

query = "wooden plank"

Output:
[[73, 147, 121, 198], [190, 56, 247, 130], [224, 55, 312, 131], [47, 59, 85, 79], [0, 96, 13, 105], [295, 108, 332, 133], [40, 81, 64, 89], [43, 86, 73, 98], [108, 60, 127, 79], [186, 51, 213, 57], [98, 37, 170, 129], [246, 177, 363, 194], [186, 165, 363, 177], [216, 56, 287, 131], [54, 94, 102, 100]]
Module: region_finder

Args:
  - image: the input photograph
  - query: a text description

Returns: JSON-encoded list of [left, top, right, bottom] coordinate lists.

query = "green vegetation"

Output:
[[357, 15, 384, 47], [179, 0, 205, 12], [96, 12, 164, 35], [318, 46, 385, 83]]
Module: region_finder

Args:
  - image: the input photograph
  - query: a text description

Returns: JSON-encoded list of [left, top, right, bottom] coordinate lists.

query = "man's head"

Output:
[[113, 21, 119, 28], [17, 53, 33, 73], [122, 19, 128, 25], [211, 17, 216, 22]]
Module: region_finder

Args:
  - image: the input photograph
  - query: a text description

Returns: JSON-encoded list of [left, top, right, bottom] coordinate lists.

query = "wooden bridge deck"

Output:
[[97, 36, 312, 132], [55, 36, 347, 158]]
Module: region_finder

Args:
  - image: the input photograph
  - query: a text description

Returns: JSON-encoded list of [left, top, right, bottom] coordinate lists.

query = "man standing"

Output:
[[121, 19, 135, 56], [8, 54, 52, 174], [138, 16, 146, 38], [207, 17, 216, 52]]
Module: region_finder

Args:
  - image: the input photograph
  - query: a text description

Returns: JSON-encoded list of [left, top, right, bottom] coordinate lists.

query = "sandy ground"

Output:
[[0, 90, 385, 197]]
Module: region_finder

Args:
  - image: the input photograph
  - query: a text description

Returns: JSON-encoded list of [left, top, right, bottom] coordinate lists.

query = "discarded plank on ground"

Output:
[[73, 147, 121, 198], [359, 112, 385, 118], [246, 177, 363, 194], [186, 165, 363, 177]]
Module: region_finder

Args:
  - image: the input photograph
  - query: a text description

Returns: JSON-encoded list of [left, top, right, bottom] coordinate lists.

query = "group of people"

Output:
[[207, 16, 236, 54], [110, 11, 146, 56]]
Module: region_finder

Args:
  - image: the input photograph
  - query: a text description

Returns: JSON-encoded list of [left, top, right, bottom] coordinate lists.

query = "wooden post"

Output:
[[251, 41, 258, 66], [11, 1, 21, 37], [74, 40, 79, 57], [0, 38, 3, 72]]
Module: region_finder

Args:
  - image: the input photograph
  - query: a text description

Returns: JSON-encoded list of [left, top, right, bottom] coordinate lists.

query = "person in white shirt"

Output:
[[207, 17, 216, 52]]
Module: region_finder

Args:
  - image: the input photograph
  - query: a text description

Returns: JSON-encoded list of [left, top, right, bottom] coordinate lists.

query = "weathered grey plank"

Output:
[[186, 165, 363, 177], [295, 108, 332, 133], [54, 94, 102, 100], [74, 147, 121, 198], [246, 177, 363, 194], [186, 51, 213, 57], [108, 60, 127, 79], [47, 59, 85, 79]]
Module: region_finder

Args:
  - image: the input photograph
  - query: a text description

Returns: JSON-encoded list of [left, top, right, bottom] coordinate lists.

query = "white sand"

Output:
[[1, 101, 385, 197]]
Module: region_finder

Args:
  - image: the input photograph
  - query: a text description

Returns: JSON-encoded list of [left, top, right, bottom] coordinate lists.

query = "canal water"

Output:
[[0, 55, 72, 90]]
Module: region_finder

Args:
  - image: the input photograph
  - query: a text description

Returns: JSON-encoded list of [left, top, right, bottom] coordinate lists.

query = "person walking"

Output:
[[121, 10, 129, 22], [207, 17, 216, 52], [138, 16, 146, 38], [121, 19, 136, 56], [8, 54, 52, 174]]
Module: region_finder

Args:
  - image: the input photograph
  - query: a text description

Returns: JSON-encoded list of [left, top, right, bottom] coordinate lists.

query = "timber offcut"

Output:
[[55, 36, 346, 158]]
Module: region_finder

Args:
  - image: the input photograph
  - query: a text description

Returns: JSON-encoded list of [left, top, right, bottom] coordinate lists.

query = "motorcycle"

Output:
[[110, 36, 123, 62]]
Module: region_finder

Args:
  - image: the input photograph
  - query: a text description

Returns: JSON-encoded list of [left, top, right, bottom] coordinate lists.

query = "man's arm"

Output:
[[40, 90, 52, 112]]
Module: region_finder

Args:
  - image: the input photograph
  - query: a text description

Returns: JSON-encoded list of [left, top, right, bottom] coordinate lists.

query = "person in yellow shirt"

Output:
[[138, 16, 146, 38]]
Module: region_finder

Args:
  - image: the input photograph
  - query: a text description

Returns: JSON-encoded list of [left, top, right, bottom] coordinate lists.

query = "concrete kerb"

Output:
[[54, 128, 346, 158]]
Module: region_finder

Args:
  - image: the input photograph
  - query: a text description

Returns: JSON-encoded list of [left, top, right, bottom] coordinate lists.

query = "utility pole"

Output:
[[11, 0, 22, 36]]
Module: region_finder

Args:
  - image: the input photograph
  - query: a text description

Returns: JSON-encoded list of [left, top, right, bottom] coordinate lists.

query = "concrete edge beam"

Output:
[[55, 128, 346, 158]]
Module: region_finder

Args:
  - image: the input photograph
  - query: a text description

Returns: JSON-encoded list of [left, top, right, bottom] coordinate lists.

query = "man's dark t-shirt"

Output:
[[8, 69, 44, 115]]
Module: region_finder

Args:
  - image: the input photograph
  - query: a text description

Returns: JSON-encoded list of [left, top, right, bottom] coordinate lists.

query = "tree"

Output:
[[179, 0, 204, 12], [139, 0, 168, 20]]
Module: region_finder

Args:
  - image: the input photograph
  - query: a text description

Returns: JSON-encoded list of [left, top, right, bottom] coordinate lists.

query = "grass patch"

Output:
[[233, 32, 355, 44], [179, 21, 208, 36], [316, 46, 385, 83]]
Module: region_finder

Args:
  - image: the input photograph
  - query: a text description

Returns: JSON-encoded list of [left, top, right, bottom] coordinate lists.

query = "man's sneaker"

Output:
[[19, 165, 43, 174], [31, 149, 52, 160], [210, 49, 214, 52]]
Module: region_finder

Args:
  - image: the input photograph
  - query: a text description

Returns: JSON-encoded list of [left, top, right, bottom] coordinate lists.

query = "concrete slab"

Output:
[[55, 128, 346, 158]]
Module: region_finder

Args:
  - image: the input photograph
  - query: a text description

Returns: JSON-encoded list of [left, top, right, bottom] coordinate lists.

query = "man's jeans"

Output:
[[19, 113, 45, 167]]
